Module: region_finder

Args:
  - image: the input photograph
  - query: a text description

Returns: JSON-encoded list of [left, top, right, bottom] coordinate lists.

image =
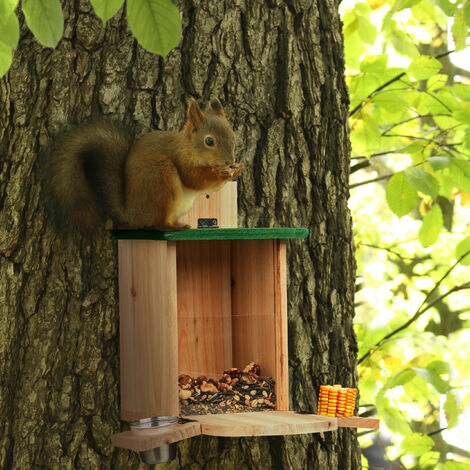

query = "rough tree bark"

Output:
[[0, 0, 358, 469]]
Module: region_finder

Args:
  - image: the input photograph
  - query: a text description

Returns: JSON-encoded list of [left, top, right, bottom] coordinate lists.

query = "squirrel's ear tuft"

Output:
[[209, 98, 225, 116], [187, 98, 205, 131]]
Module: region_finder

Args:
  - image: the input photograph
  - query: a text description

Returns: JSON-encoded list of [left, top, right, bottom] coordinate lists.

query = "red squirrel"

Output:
[[42, 98, 243, 231]]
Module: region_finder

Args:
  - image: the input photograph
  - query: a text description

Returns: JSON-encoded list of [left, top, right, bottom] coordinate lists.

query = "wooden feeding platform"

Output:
[[110, 183, 379, 454]]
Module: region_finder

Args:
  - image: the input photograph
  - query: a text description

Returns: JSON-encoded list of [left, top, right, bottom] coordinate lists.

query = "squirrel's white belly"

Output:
[[176, 187, 205, 218]]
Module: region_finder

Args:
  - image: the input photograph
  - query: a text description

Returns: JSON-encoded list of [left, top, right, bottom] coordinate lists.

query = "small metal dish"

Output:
[[130, 416, 178, 431], [129, 416, 178, 464]]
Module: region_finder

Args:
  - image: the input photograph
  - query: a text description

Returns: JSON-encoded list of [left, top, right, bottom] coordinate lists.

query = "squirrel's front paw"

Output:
[[216, 167, 236, 179], [229, 163, 244, 178]]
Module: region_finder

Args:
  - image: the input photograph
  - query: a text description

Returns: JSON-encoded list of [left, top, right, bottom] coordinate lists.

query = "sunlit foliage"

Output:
[[343, 0, 470, 466]]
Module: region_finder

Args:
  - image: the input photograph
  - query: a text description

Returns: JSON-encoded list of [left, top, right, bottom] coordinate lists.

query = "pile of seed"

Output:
[[179, 362, 276, 415]]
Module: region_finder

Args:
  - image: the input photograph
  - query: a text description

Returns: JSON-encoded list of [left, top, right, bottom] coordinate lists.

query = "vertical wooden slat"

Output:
[[177, 181, 238, 229], [177, 240, 232, 378], [231, 240, 276, 377], [118, 240, 179, 420], [274, 240, 289, 411]]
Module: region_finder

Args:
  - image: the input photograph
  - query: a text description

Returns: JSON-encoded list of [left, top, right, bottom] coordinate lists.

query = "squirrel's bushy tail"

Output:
[[41, 122, 131, 231]]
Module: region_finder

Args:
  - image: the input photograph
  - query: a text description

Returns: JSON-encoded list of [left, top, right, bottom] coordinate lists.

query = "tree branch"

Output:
[[381, 114, 452, 135], [358, 249, 470, 365], [349, 50, 455, 117], [350, 173, 394, 189]]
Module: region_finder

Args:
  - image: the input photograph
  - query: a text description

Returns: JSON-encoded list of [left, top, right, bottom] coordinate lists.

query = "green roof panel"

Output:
[[110, 227, 309, 241]]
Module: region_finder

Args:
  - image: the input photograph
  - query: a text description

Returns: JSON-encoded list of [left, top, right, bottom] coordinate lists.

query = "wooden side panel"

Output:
[[177, 240, 232, 378], [119, 240, 179, 420], [178, 181, 238, 229], [231, 239, 288, 411]]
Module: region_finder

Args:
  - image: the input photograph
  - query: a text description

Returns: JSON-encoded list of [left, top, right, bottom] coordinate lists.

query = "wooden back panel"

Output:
[[118, 240, 179, 420], [177, 240, 232, 378], [230, 239, 288, 410]]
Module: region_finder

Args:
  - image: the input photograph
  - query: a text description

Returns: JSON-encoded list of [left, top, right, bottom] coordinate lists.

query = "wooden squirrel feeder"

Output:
[[110, 182, 379, 464]]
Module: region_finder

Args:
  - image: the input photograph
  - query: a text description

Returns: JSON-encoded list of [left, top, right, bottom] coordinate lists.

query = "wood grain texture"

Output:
[[111, 421, 202, 451], [111, 413, 379, 452], [177, 181, 238, 229], [337, 416, 380, 430], [186, 411, 337, 437], [177, 241, 232, 377], [119, 240, 179, 420], [274, 240, 289, 410], [231, 239, 288, 410]]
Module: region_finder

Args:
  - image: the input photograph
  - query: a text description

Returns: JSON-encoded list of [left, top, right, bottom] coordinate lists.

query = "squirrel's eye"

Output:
[[205, 136, 215, 147]]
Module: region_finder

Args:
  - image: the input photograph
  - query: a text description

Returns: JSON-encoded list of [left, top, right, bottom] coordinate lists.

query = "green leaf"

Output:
[[456, 236, 470, 265], [454, 108, 470, 125], [387, 25, 420, 58], [428, 156, 451, 170], [408, 55, 442, 80], [451, 5, 468, 52], [376, 396, 413, 436], [126, 0, 181, 57], [444, 391, 459, 428], [419, 204, 443, 247], [443, 461, 470, 470], [344, 30, 366, 70], [22, 0, 64, 48], [427, 73, 448, 91], [462, 129, 470, 152], [395, 0, 422, 10], [411, 366, 449, 393], [433, 114, 460, 130], [90, 0, 124, 22], [466, 0, 470, 24], [426, 360, 451, 375], [0, 41, 12, 78], [373, 90, 407, 114], [0, 0, 18, 15], [419, 451, 440, 468], [401, 433, 434, 457], [430, 0, 456, 16], [354, 2, 371, 15], [451, 158, 470, 179], [348, 74, 381, 101], [357, 15, 377, 44], [360, 54, 388, 73], [452, 83, 470, 101], [0, 10, 19, 49], [449, 162, 470, 193], [386, 172, 419, 217], [404, 141, 427, 154], [405, 167, 440, 198], [350, 114, 382, 154], [387, 368, 417, 389]]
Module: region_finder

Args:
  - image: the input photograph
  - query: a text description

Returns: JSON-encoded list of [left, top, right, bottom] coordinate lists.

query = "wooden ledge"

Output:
[[111, 412, 380, 451], [111, 421, 201, 452], [337, 416, 380, 429], [187, 411, 337, 437]]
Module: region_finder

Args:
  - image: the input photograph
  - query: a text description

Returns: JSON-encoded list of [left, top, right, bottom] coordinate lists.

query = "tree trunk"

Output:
[[0, 0, 358, 469]]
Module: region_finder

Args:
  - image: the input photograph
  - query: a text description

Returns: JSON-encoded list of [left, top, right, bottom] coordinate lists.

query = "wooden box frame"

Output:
[[118, 237, 288, 420]]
